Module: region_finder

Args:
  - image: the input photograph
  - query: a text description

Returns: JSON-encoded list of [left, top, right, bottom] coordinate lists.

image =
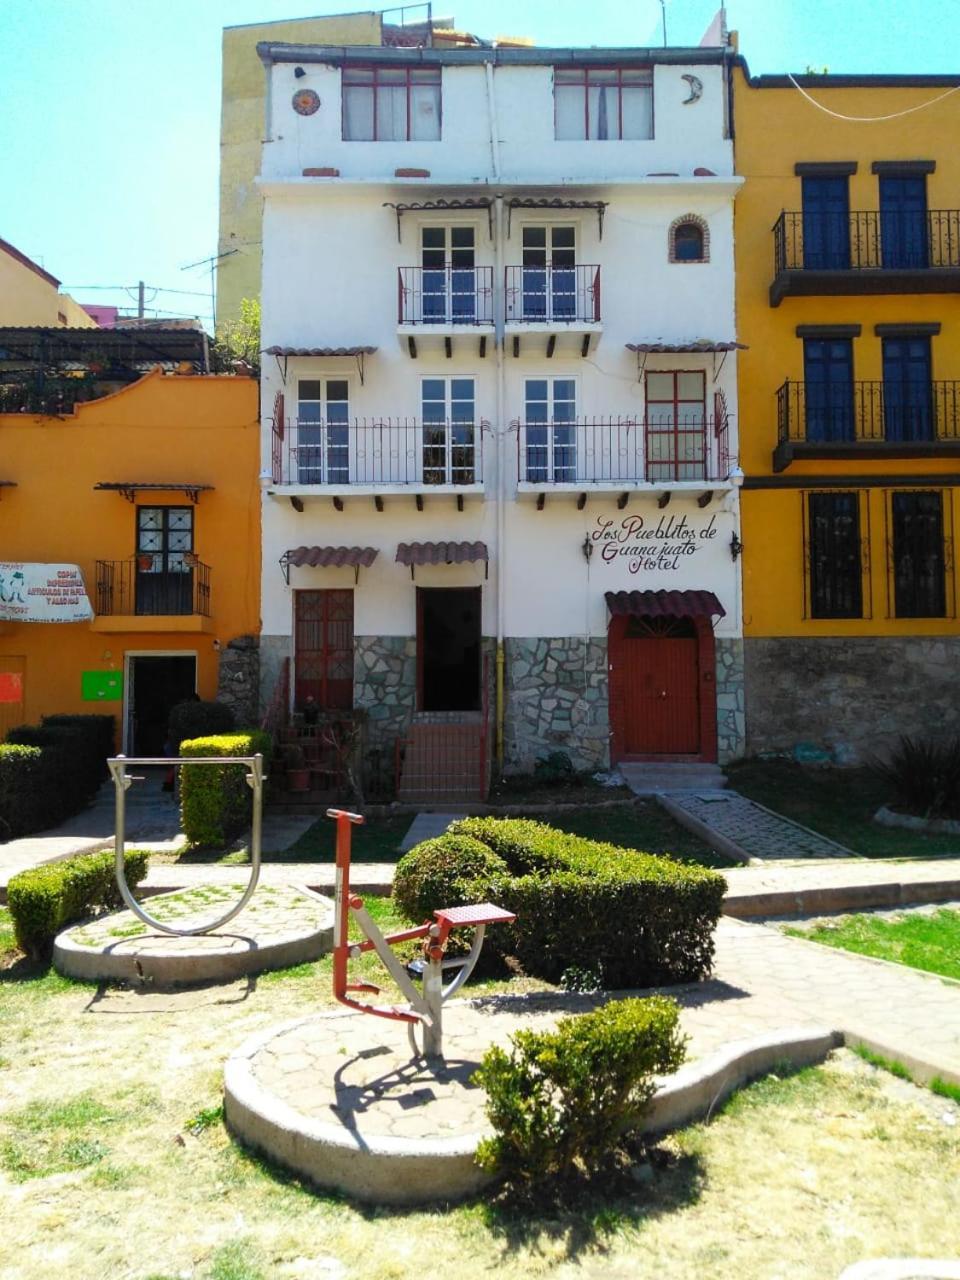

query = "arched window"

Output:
[[669, 215, 709, 263]]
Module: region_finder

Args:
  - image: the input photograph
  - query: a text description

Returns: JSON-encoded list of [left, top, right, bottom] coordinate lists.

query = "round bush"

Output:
[[167, 699, 235, 751], [392, 834, 510, 923]]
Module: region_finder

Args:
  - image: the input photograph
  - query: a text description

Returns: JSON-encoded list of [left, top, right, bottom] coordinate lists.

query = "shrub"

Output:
[[446, 816, 726, 987], [167, 700, 236, 753], [474, 995, 686, 1183], [533, 750, 576, 784], [179, 731, 272, 849], [5, 723, 96, 817], [7, 848, 150, 959], [41, 715, 114, 781], [392, 834, 510, 923], [870, 735, 960, 821], [0, 744, 52, 840]]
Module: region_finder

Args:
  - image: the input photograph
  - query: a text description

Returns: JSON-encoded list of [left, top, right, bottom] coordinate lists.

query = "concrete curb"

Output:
[[223, 1011, 839, 1206], [53, 886, 334, 986], [723, 876, 960, 920]]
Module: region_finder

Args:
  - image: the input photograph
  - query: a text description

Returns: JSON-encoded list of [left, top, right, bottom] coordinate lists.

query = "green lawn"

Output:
[[726, 760, 960, 859], [788, 908, 960, 982]]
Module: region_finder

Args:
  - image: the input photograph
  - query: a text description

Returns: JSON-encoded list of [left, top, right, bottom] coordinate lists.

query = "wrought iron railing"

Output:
[[515, 417, 734, 484], [773, 210, 960, 275], [397, 267, 494, 324], [95, 558, 212, 617], [504, 265, 601, 324], [275, 417, 486, 486], [0, 374, 106, 416], [776, 379, 960, 445]]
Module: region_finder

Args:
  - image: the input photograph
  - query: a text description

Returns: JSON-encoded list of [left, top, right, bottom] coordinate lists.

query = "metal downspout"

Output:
[[485, 59, 506, 775]]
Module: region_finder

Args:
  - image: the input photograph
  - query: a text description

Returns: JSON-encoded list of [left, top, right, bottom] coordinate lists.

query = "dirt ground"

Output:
[[1, 941, 959, 1280]]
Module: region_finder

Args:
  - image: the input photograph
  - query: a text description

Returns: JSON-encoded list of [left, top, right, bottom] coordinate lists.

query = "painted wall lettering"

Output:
[[592, 512, 718, 574]]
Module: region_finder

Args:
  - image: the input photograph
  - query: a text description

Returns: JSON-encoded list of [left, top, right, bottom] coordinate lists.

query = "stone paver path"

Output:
[[399, 811, 467, 852], [661, 789, 856, 862]]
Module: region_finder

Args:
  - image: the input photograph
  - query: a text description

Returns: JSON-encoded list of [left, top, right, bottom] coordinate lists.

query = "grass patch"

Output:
[[0, 904, 15, 956], [787, 908, 960, 982], [1, 1093, 116, 1181], [522, 800, 731, 869], [727, 759, 960, 857], [264, 815, 411, 865], [852, 1043, 914, 1081], [931, 1076, 960, 1105], [187, 1103, 225, 1136]]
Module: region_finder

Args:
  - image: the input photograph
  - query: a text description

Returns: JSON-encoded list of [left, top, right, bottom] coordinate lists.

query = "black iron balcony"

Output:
[[95, 558, 211, 617], [397, 267, 494, 325], [771, 210, 960, 305], [273, 418, 486, 488], [504, 265, 601, 325], [774, 379, 960, 470], [515, 416, 733, 486]]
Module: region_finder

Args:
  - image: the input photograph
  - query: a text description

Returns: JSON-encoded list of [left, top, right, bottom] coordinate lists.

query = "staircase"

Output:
[[397, 712, 488, 804], [617, 761, 728, 796]]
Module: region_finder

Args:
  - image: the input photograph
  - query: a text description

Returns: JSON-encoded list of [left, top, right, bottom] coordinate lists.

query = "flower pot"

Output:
[[137, 554, 154, 572]]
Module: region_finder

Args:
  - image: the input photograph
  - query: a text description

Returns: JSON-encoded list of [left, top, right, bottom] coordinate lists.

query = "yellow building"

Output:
[[0, 367, 260, 753], [734, 61, 960, 760], [0, 237, 95, 328]]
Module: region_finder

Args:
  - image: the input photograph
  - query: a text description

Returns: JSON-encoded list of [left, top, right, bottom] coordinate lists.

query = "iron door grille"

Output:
[[888, 490, 952, 619], [294, 589, 355, 709], [803, 491, 866, 620]]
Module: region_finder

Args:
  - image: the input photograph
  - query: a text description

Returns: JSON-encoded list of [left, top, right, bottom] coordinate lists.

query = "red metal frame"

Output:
[[294, 588, 354, 710], [271, 391, 284, 485], [342, 65, 441, 141], [553, 66, 653, 140]]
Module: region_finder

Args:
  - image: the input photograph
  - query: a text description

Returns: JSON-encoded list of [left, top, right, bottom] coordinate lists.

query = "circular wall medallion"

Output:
[[292, 89, 321, 116]]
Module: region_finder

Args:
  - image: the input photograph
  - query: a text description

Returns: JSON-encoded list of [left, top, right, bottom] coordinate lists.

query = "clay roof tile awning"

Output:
[[605, 589, 726, 620], [262, 346, 377, 357], [625, 340, 747, 353], [283, 545, 378, 569], [396, 541, 488, 574]]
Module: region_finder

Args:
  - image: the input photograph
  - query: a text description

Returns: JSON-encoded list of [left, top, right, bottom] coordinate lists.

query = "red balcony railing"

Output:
[[274, 417, 486, 487], [515, 417, 733, 484], [397, 267, 494, 325], [504, 265, 601, 324]]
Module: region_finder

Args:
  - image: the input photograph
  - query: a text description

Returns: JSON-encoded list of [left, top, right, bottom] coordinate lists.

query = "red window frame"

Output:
[[554, 66, 653, 141], [645, 369, 707, 480], [342, 65, 441, 142]]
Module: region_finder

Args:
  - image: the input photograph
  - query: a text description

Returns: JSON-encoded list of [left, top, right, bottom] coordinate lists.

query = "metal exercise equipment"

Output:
[[329, 807, 515, 1059], [109, 754, 265, 936]]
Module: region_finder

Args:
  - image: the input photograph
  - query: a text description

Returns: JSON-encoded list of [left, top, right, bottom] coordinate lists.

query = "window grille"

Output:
[[888, 489, 951, 618], [803, 491, 865, 620]]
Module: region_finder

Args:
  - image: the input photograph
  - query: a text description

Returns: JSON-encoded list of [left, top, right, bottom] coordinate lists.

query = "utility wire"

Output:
[[788, 73, 960, 122]]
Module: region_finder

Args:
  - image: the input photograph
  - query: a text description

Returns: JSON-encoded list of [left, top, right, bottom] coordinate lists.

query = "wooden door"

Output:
[[609, 615, 716, 760]]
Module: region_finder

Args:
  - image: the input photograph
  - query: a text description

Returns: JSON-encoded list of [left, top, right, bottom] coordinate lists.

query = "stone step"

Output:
[[618, 763, 728, 796]]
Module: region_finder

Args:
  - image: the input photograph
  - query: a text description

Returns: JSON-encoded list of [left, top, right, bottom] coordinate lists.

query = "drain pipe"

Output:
[[486, 58, 506, 774]]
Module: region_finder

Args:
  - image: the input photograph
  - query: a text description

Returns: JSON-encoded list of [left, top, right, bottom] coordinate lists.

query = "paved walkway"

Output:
[[399, 811, 467, 852], [661, 789, 856, 862]]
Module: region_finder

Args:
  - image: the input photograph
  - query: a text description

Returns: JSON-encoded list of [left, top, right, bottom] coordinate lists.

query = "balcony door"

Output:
[[421, 226, 477, 322], [297, 379, 349, 484], [801, 175, 850, 270], [880, 175, 929, 269], [524, 377, 577, 482], [136, 507, 194, 616], [803, 338, 854, 443], [645, 371, 707, 481], [883, 335, 933, 442], [521, 225, 576, 320], [421, 377, 476, 484]]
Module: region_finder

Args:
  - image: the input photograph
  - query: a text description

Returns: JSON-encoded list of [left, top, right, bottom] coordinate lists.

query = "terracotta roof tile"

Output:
[[395, 541, 488, 566], [605, 589, 726, 619]]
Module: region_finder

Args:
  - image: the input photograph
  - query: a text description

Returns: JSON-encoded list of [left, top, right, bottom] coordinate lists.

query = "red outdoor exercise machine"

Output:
[[329, 808, 515, 1059]]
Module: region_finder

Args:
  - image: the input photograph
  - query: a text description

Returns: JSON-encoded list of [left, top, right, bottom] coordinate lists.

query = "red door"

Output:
[[294, 589, 354, 709], [609, 615, 716, 761]]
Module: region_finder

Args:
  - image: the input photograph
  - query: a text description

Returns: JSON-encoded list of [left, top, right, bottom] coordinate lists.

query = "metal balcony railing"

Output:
[[95, 558, 211, 617], [776, 380, 960, 446], [504, 265, 601, 324], [397, 267, 494, 325], [515, 416, 733, 485], [773, 210, 960, 275], [274, 418, 486, 487]]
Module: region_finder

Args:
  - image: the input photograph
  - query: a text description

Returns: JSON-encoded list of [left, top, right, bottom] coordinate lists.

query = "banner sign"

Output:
[[0, 563, 94, 623]]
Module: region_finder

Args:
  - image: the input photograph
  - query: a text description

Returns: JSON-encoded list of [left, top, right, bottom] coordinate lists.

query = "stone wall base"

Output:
[[744, 635, 960, 764], [215, 634, 260, 727], [504, 636, 610, 774], [715, 637, 746, 764]]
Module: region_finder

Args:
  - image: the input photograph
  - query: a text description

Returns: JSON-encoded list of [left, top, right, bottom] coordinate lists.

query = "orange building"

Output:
[[0, 361, 260, 753]]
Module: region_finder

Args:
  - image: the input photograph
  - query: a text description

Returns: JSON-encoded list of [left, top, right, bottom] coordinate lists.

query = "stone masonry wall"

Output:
[[215, 634, 260, 727], [744, 636, 960, 764], [715, 637, 746, 764], [258, 634, 289, 720], [354, 635, 417, 752], [504, 636, 610, 774]]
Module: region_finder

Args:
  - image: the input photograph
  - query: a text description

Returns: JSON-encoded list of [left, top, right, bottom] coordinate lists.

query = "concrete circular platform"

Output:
[[54, 881, 334, 985], [223, 990, 837, 1206]]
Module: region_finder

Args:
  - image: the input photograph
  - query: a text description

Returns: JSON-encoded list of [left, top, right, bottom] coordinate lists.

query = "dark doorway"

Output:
[[417, 587, 481, 712], [128, 655, 197, 756]]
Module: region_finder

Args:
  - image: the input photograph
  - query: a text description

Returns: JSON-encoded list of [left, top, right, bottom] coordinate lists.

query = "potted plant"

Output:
[[283, 744, 310, 792], [137, 553, 154, 572]]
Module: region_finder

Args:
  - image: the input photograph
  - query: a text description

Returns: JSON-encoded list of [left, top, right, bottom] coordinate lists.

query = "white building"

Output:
[[256, 41, 744, 799]]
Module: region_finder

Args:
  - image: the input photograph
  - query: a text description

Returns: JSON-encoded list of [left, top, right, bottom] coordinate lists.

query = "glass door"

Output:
[[882, 335, 933, 441], [421, 377, 476, 484], [421, 226, 477, 322], [524, 378, 577, 482], [297, 379, 349, 484], [803, 338, 855, 442], [135, 507, 193, 615], [521, 226, 576, 320]]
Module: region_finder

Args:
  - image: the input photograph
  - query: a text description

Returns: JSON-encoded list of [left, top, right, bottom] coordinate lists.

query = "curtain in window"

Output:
[[410, 82, 441, 140], [343, 85, 374, 140]]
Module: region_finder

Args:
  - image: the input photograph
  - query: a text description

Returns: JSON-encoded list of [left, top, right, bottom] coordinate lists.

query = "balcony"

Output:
[[771, 210, 960, 305], [515, 416, 733, 501], [396, 267, 494, 357], [270, 418, 486, 503], [774, 379, 960, 471], [92, 558, 213, 632], [504, 265, 602, 356]]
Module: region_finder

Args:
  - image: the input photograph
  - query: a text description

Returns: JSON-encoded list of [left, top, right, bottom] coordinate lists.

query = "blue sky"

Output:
[[2, 0, 958, 327]]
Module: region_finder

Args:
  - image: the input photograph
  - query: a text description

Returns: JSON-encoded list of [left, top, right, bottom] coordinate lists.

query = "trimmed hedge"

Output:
[[475, 995, 686, 1182], [393, 816, 726, 988], [0, 744, 52, 840], [392, 834, 510, 923], [7, 847, 150, 959], [167, 700, 235, 753], [179, 731, 272, 849], [41, 714, 114, 780]]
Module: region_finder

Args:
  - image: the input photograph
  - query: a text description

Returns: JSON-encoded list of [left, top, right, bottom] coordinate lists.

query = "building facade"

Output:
[[0, 369, 260, 752], [256, 41, 745, 796], [0, 236, 95, 328], [734, 63, 960, 761]]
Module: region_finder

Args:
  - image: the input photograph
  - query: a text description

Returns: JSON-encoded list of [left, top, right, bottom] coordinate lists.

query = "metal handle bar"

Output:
[[108, 754, 265, 937]]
